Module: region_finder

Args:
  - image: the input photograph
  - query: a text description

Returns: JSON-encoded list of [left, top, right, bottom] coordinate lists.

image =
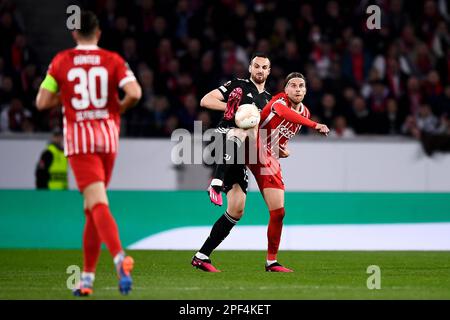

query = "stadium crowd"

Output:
[[1, 0, 450, 139]]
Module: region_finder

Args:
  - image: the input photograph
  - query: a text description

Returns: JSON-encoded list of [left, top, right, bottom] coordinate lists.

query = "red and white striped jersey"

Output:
[[258, 92, 311, 156], [47, 45, 136, 156]]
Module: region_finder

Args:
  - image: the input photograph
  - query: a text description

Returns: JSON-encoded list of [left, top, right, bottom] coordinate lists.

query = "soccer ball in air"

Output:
[[234, 104, 260, 129]]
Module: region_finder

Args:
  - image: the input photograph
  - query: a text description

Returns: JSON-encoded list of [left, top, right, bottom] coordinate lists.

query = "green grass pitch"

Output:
[[0, 250, 449, 300]]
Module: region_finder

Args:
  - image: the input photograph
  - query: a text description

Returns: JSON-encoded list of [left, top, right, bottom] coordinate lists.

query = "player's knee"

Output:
[[228, 208, 244, 219], [83, 182, 108, 211], [227, 128, 248, 141], [270, 207, 285, 221], [227, 200, 245, 219]]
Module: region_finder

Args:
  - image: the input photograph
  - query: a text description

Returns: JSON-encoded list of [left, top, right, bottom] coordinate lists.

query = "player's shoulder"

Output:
[[234, 78, 250, 84], [52, 48, 74, 62], [223, 78, 249, 87], [272, 92, 289, 106]]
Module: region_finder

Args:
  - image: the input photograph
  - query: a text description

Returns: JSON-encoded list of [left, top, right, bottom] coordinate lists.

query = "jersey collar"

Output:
[[75, 45, 99, 50], [249, 78, 267, 94]]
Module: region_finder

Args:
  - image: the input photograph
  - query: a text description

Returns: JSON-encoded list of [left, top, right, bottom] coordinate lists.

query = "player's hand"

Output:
[[279, 145, 290, 158], [315, 123, 330, 136]]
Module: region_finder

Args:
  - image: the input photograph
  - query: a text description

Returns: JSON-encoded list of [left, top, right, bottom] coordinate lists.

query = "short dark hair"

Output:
[[77, 11, 99, 38], [284, 72, 306, 87], [250, 52, 271, 65]]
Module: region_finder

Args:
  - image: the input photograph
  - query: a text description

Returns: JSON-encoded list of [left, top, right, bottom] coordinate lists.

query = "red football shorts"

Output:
[[248, 155, 285, 191], [68, 153, 117, 192]]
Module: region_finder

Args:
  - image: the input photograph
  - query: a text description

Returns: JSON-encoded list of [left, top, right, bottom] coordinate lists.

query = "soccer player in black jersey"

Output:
[[191, 53, 271, 272]]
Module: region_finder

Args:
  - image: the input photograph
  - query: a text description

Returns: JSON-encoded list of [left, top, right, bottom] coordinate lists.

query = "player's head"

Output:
[[284, 72, 306, 105], [249, 52, 271, 85], [72, 11, 101, 44]]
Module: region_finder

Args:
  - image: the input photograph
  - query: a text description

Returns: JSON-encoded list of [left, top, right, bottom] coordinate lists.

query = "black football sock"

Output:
[[199, 211, 239, 257]]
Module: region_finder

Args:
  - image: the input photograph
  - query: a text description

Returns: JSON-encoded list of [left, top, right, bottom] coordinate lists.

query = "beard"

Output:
[[251, 73, 266, 84]]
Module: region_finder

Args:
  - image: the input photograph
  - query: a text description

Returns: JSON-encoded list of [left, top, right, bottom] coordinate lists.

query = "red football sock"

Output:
[[267, 207, 285, 261], [83, 209, 102, 273], [91, 203, 123, 258]]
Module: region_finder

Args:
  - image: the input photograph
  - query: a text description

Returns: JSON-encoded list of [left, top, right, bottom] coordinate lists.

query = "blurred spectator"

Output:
[[402, 103, 439, 137], [2, 0, 450, 139], [415, 104, 439, 133], [349, 96, 374, 134], [342, 38, 373, 87], [329, 115, 356, 138], [400, 76, 423, 116], [366, 80, 390, 114], [0, 97, 32, 132], [10, 33, 36, 72], [318, 93, 339, 127], [196, 110, 212, 131], [378, 98, 404, 135], [178, 93, 198, 131]]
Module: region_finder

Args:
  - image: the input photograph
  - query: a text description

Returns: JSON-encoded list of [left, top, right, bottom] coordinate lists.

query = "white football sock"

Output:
[[81, 272, 95, 282], [195, 252, 209, 260], [114, 252, 125, 265]]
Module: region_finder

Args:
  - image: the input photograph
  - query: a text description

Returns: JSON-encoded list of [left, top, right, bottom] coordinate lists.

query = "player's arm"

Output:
[[119, 80, 142, 113], [36, 74, 61, 110], [279, 143, 290, 158], [272, 103, 330, 135], [200, 89, 226, 111]]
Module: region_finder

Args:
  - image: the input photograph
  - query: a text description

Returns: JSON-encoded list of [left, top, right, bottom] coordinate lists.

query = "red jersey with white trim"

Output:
[[259, 92, 311, 157], [47, 45, 136, 156]]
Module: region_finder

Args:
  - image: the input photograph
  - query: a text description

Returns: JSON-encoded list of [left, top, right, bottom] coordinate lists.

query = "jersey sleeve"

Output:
[[114, 54, 137, 88], [45, 54, 62, 90], [217, 79, 240, 101], [272, 101, 318, 128]]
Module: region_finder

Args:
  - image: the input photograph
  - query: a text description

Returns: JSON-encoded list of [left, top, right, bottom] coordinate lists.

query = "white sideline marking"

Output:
[[128, 223, 450, 251]]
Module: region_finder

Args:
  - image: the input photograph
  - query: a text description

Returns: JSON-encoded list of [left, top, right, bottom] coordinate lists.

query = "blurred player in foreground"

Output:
[[36, 11, 142, 295]]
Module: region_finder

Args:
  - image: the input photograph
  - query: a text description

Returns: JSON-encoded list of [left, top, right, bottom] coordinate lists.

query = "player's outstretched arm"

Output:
[[279, 145, 290, 158], [120, 80, 142, 113], [272, 102, 329, 136], [200, 89, 227, 111], [273, 102, 318, 128], [314, 123, 330, 136]]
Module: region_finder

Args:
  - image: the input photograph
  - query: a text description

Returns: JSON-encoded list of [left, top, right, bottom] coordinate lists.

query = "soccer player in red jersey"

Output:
[[249, 72, 329, 272], [36, 11, 142, 295]]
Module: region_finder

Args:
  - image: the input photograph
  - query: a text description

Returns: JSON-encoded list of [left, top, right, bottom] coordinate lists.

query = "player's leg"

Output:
[[209, 127, 249, 205], [74, 201, 102, 296], [70, 154, 134, 295], [261, 187, 293, 272], [209, 87, 244, 204], [193, 166, 248, 272], [84, 181, 134, 294], [69, 155, 103, 296], [193, 183, 246, 272]]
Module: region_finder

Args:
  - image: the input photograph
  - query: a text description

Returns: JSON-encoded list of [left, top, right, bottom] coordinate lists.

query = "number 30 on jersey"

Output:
[[67, 67, 108, 110]]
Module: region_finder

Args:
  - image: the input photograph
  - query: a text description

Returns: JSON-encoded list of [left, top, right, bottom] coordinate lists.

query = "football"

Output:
[[234, 104, 261, 129]]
